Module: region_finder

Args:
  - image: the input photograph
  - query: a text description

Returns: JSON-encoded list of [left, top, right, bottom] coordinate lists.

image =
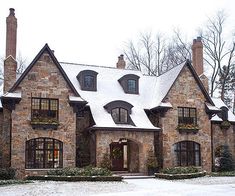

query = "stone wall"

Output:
[[159, 66, 212, 172], [95, 130, 155, 173], [212, 123, 235, 168], [10, 51, 77, 178]]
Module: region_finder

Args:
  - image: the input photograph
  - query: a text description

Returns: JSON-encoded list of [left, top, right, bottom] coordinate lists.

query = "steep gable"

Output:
[[163, 60, 214, 105], [9, 44, 80, 97]]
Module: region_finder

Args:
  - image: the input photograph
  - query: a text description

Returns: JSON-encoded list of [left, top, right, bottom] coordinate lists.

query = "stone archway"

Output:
[[110, 138, 140, 172]]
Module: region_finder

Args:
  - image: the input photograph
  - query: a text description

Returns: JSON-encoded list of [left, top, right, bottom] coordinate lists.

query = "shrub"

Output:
[[0, 168, 16, 180], [215, 145, 234, 172], [47, 166, 112, 176], [100, 153, 111, 170], [162, 166, 199, 174], [146, 149, 158, 169]]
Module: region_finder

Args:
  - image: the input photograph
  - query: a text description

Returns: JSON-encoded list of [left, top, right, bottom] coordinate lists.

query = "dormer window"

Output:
[[77, 70, 98, 91], [111, 108, 128, 124], [219, 106, 228, 121], [104, 100, 135, 125], [84, 75, 95, 89], [118, 74, 139, 94], [127, 79, 137, 93]]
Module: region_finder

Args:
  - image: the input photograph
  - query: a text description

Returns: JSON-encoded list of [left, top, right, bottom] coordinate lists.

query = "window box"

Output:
[[31, 119, 59, 130], [176, 124, 199, 133]]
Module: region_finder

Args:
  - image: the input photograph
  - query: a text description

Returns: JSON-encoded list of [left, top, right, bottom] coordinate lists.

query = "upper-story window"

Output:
[[104, 100, 134, 125], [118, 74, 139, 94], [127, 79, 137, 93], [178, 107, 197, 125], [84, 75, 95, 89], [77, 70, 98, 91], [31, 97, 58, 123], [111, 108, 128, 124]]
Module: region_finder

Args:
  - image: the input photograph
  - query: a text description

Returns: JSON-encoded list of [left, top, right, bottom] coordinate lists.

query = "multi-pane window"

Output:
[[84, 75, 95, 89], [178, 107, 197, 125], [127, 79, 137, 93], [174, 141, 201, 166], [111, 108, 128, 124], [31, 98, 58, 122], [25, 138, 63, 169]]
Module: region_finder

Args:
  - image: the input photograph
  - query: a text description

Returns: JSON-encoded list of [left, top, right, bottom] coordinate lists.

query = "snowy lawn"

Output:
[[0, 176, 235, 196]]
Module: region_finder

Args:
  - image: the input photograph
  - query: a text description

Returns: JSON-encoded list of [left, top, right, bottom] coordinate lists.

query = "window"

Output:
[[31, 98, 58, 123], [104, 100, 135, 125], [84, 75, 95, 89], [111, 108, 128, 124], [118, 74, 139, 94], [77, 70, 98, 91], [178, 107, 197, 125], [174, 141, 201, 166], [25, 138, 63, 169], [127, 79, 137, 93]]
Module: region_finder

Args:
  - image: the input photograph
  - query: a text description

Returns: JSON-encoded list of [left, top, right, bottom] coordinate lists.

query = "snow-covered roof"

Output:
[[60, 62, 185, 130], [69, 96, 86, 102], [2, 92, 22, 99], [211, 97, 235, 122]]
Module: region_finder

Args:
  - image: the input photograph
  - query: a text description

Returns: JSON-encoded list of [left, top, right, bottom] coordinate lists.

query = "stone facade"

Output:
[[95, 130, 155, 173], [10, 51, 77, 178], [159, 66, 212, 172], [212, 123, 235, 167]]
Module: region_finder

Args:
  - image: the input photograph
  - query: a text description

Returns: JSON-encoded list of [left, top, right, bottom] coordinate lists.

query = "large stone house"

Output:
[[0, 9, 235, 178]]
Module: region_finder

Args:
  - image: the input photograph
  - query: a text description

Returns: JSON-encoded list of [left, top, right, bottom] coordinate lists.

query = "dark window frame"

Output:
[[25, 137, 63, 169], [174, 141, 201, 166], [31, 97, 59, 123], [178, 107, 197, 125], [111, 107, 128, 124], [118, 74, 139, 94], [77, 70, 98, 91], [104, 100, 135, 125]]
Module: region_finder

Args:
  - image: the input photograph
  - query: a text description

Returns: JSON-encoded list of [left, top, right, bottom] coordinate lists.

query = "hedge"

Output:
[[155, 171, 206, 180], [26, 175, 122, 181], [0, 168, 16, 180]]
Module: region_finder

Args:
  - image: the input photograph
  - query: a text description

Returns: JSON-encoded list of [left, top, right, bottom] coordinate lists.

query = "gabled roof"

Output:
[[211, 98, 235, 122], [9, 44, 80, 97], [60, 60, 215, 130]]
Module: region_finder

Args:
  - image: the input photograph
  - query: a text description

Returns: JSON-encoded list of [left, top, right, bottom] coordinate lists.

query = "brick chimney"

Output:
[[192, 37, 209, 92], [192, 37, 203, 76], [116, 54, 126, 69], [6, 8, 17, 59], [4, 8, 17, 93]]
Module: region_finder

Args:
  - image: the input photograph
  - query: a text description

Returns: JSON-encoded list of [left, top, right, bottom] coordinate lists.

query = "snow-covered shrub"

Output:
[[0, 168, 16, 180]]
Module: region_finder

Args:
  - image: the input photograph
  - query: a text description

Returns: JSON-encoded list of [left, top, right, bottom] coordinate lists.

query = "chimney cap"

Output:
[[9, 8, 15, 16]]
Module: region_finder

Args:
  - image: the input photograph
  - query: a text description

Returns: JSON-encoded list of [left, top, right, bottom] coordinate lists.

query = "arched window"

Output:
[[118, 74, 139, 94], [104, 100, 134, 125], [77, 70, 98, 91], [174, 141, 201, 166], [111, 108, 128, 124], [25, 138, 63, 169]]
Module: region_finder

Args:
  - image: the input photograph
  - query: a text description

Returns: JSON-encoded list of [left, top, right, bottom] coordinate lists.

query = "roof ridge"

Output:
[[59, 62, 141, 72]]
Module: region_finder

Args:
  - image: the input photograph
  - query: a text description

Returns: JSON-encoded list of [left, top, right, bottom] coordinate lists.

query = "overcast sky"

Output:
[[0, 0, 235, 67]]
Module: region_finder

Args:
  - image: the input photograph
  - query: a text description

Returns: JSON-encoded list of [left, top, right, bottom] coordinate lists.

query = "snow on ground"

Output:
[[0, 177, 235, 196]]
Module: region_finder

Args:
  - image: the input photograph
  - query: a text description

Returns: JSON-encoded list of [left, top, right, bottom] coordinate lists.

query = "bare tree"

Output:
[[199, 10, 235, 104], [123, 31, 191, 76]]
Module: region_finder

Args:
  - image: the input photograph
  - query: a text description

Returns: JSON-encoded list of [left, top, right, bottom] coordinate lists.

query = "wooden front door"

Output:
[[110, 143, 124, 171]]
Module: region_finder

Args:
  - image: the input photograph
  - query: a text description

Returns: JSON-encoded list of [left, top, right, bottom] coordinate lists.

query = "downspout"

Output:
[[211, 121, 214, 172]]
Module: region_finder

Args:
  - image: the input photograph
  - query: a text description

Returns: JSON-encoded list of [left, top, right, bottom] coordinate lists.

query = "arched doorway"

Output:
[[110, 138, 139, 172]]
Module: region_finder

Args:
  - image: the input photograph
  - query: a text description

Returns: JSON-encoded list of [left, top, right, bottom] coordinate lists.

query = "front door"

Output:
[[110, 142, 124, 171]]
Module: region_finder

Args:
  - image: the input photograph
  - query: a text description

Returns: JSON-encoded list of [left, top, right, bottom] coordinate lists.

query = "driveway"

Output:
[[0, 176, 235, 196]]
